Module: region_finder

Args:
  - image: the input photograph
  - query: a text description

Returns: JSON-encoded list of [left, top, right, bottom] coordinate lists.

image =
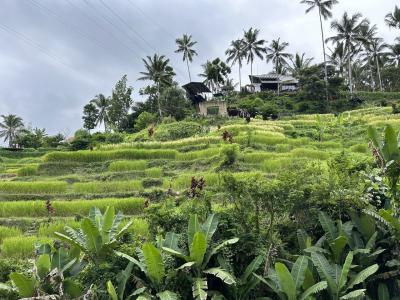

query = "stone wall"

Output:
[[198, 101, 228, 116]]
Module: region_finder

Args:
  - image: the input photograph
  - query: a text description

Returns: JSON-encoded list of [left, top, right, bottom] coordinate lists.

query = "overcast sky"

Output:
[[0, 0, 398, 136]]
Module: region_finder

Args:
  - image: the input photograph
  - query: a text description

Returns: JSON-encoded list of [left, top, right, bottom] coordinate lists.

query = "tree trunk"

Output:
[[376, 55, 383, 92], [157, 83, 162, 118], [250, 61, 253, 79], [186, 59, 192, 82], [348, 57, 353, 95], [238, 63, 242, 92], [366, 53, 375, 91], [318, 6, 329, 103]]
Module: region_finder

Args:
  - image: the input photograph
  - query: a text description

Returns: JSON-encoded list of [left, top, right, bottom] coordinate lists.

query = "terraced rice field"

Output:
[[0, 106, 397, 258]]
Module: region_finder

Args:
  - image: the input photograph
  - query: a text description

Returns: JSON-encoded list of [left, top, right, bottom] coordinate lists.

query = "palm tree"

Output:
[[91, 94, 109, 131], [359, 23, 379, 91], [288, 53, 314, 77], [265, 38, 293, 74], [301, 0, 339, 98], [327, 12, 368, 94], [225, 39, 246, 90], [0, 114, 24, 148], [175, 34, 198, 82], [327, 42, 348, 77], [265, 38, 293, 94], [199, 58, 231, 93], [242, 28, 266, 79], [385, 5, 400, 29], [368, 38, 387, 91], [138, 54, 175, 118], [386, 43, 400, 67]]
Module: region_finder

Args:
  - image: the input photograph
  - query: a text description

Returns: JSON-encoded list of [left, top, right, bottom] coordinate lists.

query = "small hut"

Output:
[[182, 82, 228, 117]]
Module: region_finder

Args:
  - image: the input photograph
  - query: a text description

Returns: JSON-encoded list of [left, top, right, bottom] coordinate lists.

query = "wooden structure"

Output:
[[182, 82, 228, 116], [248, 73, 299, 92]]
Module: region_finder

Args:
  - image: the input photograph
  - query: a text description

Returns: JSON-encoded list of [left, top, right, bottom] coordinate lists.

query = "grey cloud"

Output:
[[0, 0, 398, 135]]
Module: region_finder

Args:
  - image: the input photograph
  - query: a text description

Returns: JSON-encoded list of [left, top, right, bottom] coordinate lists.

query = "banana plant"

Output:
[[368, 125, 400, 205], [55, 206, 133, 263], [8, 243, 83, 299], [208, 255, 264, 300], [311, 251, 379, 300], [115, 242, 179, 299], [298, 212, 350, 264], [254, 256, 327, 300], [162, 214, 239, 300]]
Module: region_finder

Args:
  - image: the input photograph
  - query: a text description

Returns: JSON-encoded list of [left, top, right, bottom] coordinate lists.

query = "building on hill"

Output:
[[182, 82, 228, 117], [247, 73, 299, 93]]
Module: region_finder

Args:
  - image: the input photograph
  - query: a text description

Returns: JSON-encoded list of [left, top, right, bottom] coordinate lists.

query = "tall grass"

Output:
[[72, 180, 143, 194], [290, 148, 331, 160], [1, 236, 51, 258], [0, 181, 67, 194], [0, 225, 22, 242], [38, 220, 80, 237], [176, 147, 221, 161], [17, 165, 38, 177], [100, 136, 221, 150], [145, 168, 163, 178], [44, 149, 178, 163], [0, 198, 145, 217], [108, 160, 147, 172]]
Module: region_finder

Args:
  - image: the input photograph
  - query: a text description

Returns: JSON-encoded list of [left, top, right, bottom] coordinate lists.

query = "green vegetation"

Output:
[[1, 0, 400, 295]]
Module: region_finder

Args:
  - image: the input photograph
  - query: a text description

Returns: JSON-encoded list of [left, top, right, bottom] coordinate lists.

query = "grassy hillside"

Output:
[[0, 106, 396, 258]]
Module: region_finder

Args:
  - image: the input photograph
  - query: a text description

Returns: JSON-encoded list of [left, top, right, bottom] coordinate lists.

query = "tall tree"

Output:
[[359, 23, 379, 91], [327, 42, 348, 77], [385, 5, 400, 29], [199, 58, 231, 93], [175, 34, 198, 82], [82, 103, 99, 132], [0, 114, 24, 148], [328, 12, 368, 95], [368, 38, 387, 91], [90, 94, 110, 132], [288, 53, 314, 77], [265, 38, 293, 95], [107, 75, 133, 131], [225, 39, 246, 90], [265, 38, 293, 74], [301, 0, 339, 100], [386, 43, 400, 67], [242, 28, 266, 79], [138, 54, 175, 118]]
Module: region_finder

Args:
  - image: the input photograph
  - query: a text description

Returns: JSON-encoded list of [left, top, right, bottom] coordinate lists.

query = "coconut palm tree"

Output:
[[138, 54, 175, 118], [300, 0, 339, 97], [225, 39, 246, 90], [175, 34, 198, 82], [288, 53, 313, 77], [0, 114, 24, 148], [327, 12, 368, 94], [386, 43, 400, 67], [368, 38, 387, 91], [242, 28, 266, 79], [327, 42, 348, 77], [199, 58, 231, 93], [91, 94, 110, 131], [359, 23, 379, 91], [385, 5, 400, 29], [265, 38, 293, 74]]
